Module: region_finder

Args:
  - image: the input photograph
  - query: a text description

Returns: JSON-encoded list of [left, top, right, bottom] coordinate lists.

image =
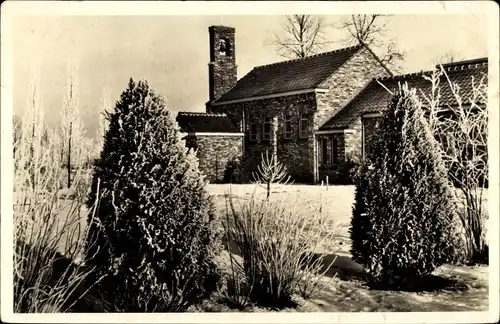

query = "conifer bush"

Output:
[[85, 79, 221, 312], [349, 162, 371, 266], [350, 83, 460, 289]]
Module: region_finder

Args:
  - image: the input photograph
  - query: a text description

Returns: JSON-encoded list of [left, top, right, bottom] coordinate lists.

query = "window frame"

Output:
[[299, 113, 309, 139], [283, 114, 292, 139], [249, 119, 258, 141], [320, 138, 329, 166], [331, 137, 338, 166], [262, 117, 271, 141]]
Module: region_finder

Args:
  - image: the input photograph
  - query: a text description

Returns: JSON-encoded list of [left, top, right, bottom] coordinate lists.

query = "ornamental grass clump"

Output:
[[223, 190, 339, 308]]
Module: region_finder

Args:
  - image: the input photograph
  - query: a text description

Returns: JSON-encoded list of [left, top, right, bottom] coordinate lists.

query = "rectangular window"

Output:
[[320, 138, 328, 166], [262, 117, 271, 141], [299, 113, 309, 139], [363, 117, 382, 159], [331, 138, 338, 165], [284, 114, 292, 139], [249, 119, 257, 141]]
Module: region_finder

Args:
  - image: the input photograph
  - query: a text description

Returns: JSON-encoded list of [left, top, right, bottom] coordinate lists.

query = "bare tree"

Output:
[[273, 15, 333, 59], [422, 67, 488, 264], [60, 57, 85, 188], [336, 14, 405, 74], [18, 66, 46, 190], [13, 115, 23, 154], [433, 50, 465, 66], [252, 150, 293, 199]]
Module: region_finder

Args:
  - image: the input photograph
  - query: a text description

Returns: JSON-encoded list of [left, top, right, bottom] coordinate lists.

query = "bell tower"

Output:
[[207, 25, 237, 107]]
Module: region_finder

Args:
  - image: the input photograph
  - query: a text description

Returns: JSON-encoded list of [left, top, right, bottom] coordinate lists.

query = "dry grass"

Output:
[[13, 106, 101, 312], [219, 189, 342, 308]]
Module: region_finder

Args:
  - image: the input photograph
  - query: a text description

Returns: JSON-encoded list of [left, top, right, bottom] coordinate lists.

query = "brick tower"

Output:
[[207, 25, 237, 110]]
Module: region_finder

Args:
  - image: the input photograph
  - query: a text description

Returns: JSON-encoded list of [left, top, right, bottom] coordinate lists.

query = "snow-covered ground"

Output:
[[205, 183, 489, 312]]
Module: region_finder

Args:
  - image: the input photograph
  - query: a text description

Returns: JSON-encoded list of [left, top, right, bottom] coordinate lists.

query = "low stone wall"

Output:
[[188, 134, 244, 183]]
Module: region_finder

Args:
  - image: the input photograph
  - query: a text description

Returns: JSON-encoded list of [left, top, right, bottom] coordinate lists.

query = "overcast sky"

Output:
[[12, 13, 489, 138]]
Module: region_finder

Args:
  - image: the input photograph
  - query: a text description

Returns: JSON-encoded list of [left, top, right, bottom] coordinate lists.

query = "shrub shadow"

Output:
[[366, 274, 469, 293], [301, 252, 469, 293], [303, 252, 368, 281]]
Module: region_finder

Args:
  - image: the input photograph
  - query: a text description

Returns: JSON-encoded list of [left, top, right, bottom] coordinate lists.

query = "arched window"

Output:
[[219, 38, 230, 56]]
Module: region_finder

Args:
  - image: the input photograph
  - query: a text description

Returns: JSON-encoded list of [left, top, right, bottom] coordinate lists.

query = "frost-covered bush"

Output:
[[350, 83, 460, 289], [85, 79, 221, 311]]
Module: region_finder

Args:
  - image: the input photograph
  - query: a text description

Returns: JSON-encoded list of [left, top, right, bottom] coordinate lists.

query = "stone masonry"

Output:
[[176, 26, 487, 185], [314, 47, 390, 182], [211, 92, 317, 182], [212, 47, 389, 183], [184, 134, 243, 183], [208, 26, 237, 105]]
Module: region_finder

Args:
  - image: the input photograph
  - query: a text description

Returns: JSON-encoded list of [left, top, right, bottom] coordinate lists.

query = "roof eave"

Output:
[[212, 88, 329, 106]]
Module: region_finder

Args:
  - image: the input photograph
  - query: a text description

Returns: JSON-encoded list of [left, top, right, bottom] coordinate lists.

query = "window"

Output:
[[283, 114, 292, 139], [363, 116, 382, 159], [219, 38, 230, 56], [299, 113, 309, 139], [262, 117, 271, 141], [331, 138, 338, 165], [320, 138, 329, 165], [249, 119, 257, 141]]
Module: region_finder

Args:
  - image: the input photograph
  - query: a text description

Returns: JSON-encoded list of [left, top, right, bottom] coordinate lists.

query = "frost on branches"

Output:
[[85, 78, 221, 312], [351, 83, 460, 289]]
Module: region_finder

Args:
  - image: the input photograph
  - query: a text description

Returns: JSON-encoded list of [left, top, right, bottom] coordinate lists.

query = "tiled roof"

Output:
[[321, 58, 488, 129], [176, 112, 240, 133], [215, 45, 363, 103]]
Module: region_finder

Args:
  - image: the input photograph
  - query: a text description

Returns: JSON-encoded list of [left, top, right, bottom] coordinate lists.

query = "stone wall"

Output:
[[183, 134, 243, 183], [211, 92, 317, 182], [313, 47, 389, 182], [314, 46, 391, 129], [209, 46, 390, 183]]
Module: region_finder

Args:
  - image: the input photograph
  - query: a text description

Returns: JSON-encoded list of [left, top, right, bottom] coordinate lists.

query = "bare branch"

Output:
[[272, 15, 334, 59], [432, 50, 466, 67], [424, 67, 488, 264], [60, 56, 85, 188], [335, 15, 405, 74], [251, 150, 293, 198]]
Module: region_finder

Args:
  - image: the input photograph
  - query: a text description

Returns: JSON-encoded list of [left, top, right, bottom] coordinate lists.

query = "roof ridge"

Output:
[[377, 57, 488, 82], [254, 44, 363, 70], [177, 112, 227, 117], [376, 70, 431, 81], [438, 57, 487, 67], [441, 60, 488, 72]]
